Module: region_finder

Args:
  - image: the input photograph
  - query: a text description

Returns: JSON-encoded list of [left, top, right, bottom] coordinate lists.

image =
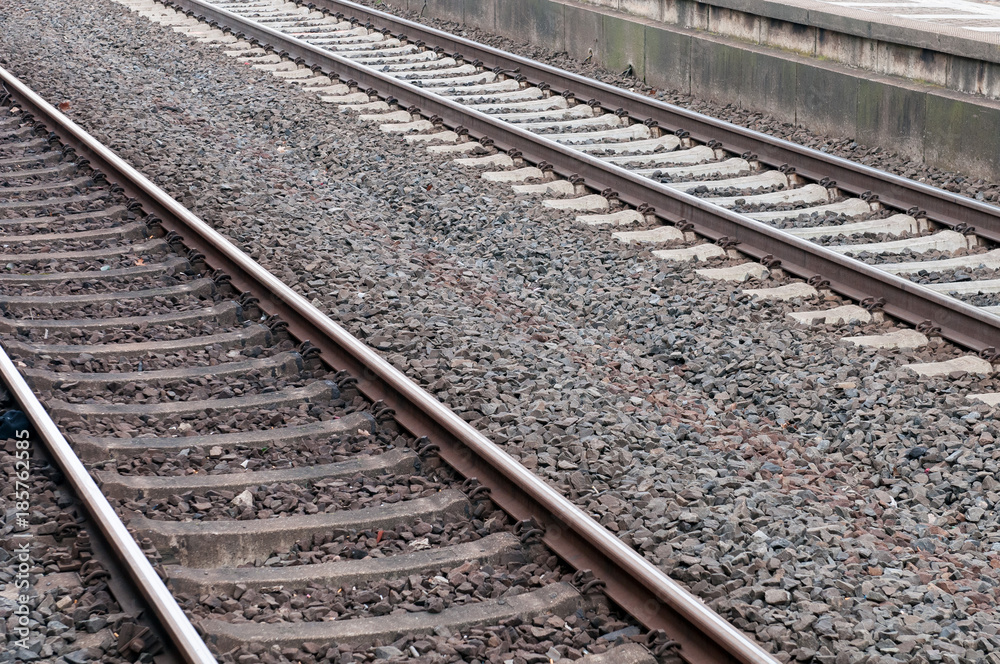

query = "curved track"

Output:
[[0, 64, 777, 664]]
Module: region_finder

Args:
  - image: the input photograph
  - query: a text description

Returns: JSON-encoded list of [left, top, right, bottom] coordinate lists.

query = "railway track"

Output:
[[127, 0, 1000, 370], [0, 352, 205, 664], [0, 62, 778, 663]]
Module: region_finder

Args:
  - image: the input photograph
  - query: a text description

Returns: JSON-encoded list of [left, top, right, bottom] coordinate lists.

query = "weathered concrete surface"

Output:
[[167, 532, 519, 595], [95, 448, 419, 500], [695, 262, 769, 281], [202, 582, 586, 651], [409, 0, 1000, 178], [904, 356, 995, 377], [842, 328, 928, 350], [743, 282, 818, 301], [576, 643, 658, 664], [131, 489, 471, 566], [72, 412, 376, 461], [787, 304, 872, 326], [969, 393, 1000, 407]]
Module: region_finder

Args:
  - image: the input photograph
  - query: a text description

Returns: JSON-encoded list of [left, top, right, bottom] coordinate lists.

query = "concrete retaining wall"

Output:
[[394, 0, 1000, 179]]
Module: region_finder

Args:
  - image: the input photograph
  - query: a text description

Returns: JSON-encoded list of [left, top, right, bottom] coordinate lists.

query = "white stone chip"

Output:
[[231, 489, 254, 509]]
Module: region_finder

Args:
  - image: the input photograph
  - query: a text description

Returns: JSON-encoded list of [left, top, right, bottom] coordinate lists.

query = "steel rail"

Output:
[[0, 351, 217, 664], [0, 77, 218, 661], [168, 0, 1000, 353], [1, 33, 779, 664], [297, 0, 1000, 244]]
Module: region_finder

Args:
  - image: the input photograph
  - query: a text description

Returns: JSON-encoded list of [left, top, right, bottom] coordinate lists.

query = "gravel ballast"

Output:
[[351, 0, 1000, 206], [0, 436, 133, 664], [2, 1, 1000, 663]]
